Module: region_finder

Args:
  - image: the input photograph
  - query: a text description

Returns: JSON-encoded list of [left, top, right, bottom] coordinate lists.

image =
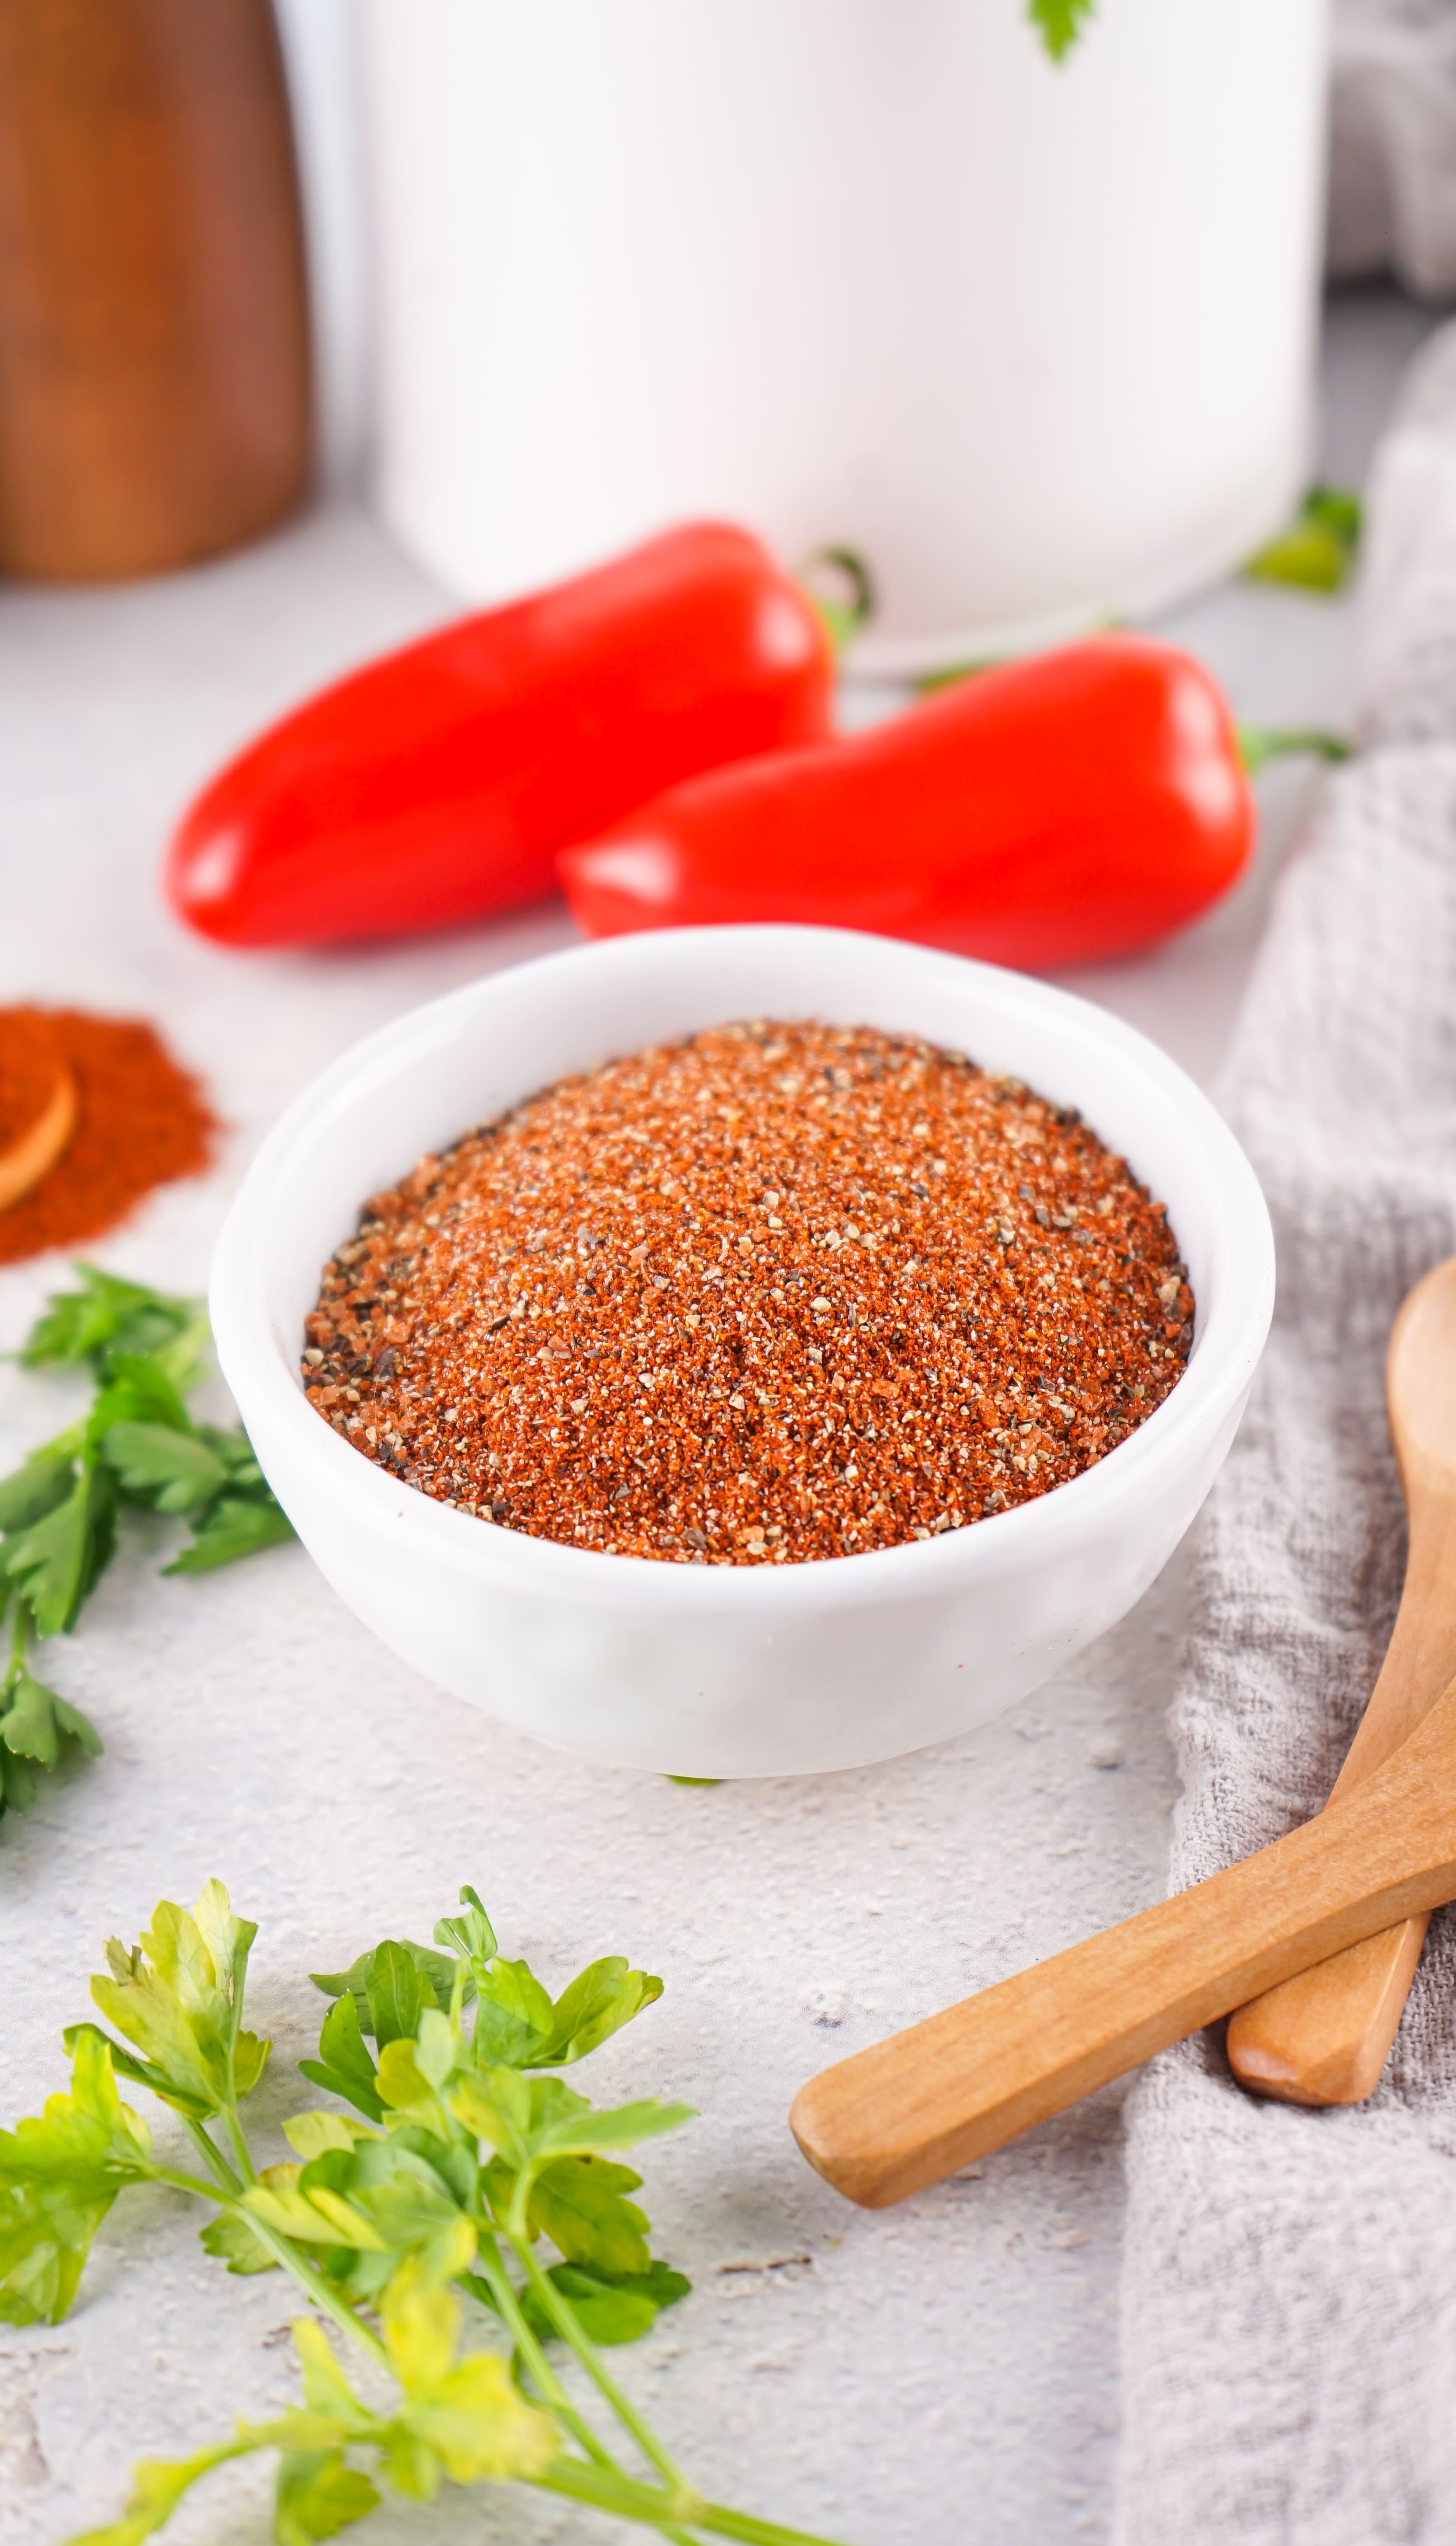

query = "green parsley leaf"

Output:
[[460, 2069, 658, 2171], [298, 1991, 385, 2125], [466, 1938, 663, 2071], [377, 2264, 558, 2484], [264, 2141, 476, 2295], [1245, 484, 1364, 594], [18, 1269, 159, 1370], [53, 1690, 101, 1751], [197, 1424, 270, 1486], [0, 1746, 40, 1814], [293, 2314, 376, 2425], [1029, 0, 1093, 62], [528, 2154, 653, 2278], [374, 2039, 455, 2136], [1, 1664, 100, 1774], [0, 1444, 79, 1534], [310, 1940, 459, 2037], [5, 1666, 57, 1769], [305, 2137, 452, 2231], [470, 1957, 555, 2066], [532, 2092, 695, 2164], [100, 1423, 229, 1516], [322, 1899, 664, 2077], [0, 2032, 154, 2324], [0, 1278, 294, 1836], [198, 2210, 279, 2276], [86, 1882, 271, 2122], [66, 2440, 255, 2546], [61, 2020, 195, 2112], [282, 2110, 377, 2163], [275, 2450, 380, 2546], [136, 1307, 214, 1398], [244, 2163, 394, 2255], [19, 1267, 196, 1375], [432, 1884, 497, 1970], [448, 2064, 538, 2170], [617, 2255, 691, 2311], [527, 1957, 665, 2068], [4, 1467, 118, 1636], [163, 1493, 294, 1574], [530, 2274, 659, 2346], [87, 1353, 195, 1443], [519, 2257, 691, 2350], [367, 1941, 434, 2049]]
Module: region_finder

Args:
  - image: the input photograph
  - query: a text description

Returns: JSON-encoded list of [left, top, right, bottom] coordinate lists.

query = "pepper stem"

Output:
[[1238, 725, 1352, 777], [800, 545, 877, 659]]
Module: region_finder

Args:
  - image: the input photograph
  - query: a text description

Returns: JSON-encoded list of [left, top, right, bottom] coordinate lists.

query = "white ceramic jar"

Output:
[[359, 0, 1329, 672]]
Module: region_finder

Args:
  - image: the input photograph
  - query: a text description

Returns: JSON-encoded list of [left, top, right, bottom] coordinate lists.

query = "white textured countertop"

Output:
[[0, 290, 1437, 2546]]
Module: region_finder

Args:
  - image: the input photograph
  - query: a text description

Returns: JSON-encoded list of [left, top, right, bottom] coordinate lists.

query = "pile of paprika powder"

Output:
[[0, 1006, 216, 1265]]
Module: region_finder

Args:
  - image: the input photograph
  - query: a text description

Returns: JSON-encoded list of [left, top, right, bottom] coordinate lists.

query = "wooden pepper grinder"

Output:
[[0, 0, 312, 581]]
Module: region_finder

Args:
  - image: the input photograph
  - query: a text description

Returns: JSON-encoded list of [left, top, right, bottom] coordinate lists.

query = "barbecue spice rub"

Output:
[[303, 1020, 1192, 1564], [0, 1006, 216, 1265]]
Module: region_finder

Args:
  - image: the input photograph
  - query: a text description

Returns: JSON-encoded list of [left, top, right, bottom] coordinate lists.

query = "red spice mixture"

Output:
[[0, 1006, 216, 1266], [0, 1009, 64, 1158], [303, 1020, 1193, 1564]]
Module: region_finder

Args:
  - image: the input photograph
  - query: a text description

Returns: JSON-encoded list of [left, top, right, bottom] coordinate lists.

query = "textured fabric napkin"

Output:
[[1330, 0, 1456, 299], [1115, 321, 1456, 2543]]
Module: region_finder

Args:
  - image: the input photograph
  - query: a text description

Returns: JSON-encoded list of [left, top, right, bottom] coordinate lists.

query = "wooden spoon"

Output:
[[0, 1011, 75, 1210], [1224, 1255, 1456, 2103], [790, 1664, 1456, 2208]]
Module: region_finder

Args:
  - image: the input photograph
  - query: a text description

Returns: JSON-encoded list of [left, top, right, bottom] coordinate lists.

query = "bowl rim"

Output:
[[210, 924, 1275, 1616]]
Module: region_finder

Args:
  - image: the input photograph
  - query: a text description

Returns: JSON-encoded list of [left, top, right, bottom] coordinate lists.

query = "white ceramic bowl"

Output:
[[211, 927, 1274, 1777]]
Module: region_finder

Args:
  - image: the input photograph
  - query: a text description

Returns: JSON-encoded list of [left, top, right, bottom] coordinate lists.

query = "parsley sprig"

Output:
[[1244, 485, 1364, 595], [1029, 0, 1094, 62], [1, 1880, 849, 2546], [0, 1267, 293, 1821]]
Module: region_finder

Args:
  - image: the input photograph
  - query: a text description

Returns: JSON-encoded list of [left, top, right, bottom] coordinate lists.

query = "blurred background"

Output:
[[284, 0, 1456, 662], [0, 0, 1450, 646]]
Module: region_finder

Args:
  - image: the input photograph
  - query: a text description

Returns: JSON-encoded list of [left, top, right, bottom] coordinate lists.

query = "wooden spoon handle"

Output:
[[791, 1680, 1456, 2208], [1226, 1265, 1456, 2106], [1226, 1916, 1428, 2105]]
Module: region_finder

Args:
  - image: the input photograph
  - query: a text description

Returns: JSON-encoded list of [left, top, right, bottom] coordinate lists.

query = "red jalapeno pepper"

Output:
[[165, 521, 833, 949], [558, 635, 1256, 972]]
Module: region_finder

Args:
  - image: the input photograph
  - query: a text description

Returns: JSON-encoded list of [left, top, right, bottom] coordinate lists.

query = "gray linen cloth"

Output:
[[1330, 0, 1456, 299], [1116, 321, 1456, 2542]]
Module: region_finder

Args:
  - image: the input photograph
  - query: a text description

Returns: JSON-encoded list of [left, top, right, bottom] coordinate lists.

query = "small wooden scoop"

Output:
[[1225, 1255, 1456, 2103], [790, 1665, 1456, 2208], [0, 1011, 75, 1212]]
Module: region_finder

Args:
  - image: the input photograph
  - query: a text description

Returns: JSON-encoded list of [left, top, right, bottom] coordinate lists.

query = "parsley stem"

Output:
[[511, 2232, 687, 2494], [180, 2114, 242, 2196], [154, 2162, 251, 2205], [470, 2238, 613, 2469], [690, 2505, 855, 2546], [234, 2208, 392, 2371], [535, 2460, 707, 2535], [7, 1599, 29, 1677], [537, 2458, 852, 2546], [469, 2238, 698, 2546], [220, 2103, 256, 2186], [152, 2156, 390, 2376]]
